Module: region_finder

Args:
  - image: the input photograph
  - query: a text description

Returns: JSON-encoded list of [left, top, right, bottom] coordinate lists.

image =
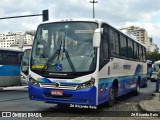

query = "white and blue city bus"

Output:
[[28, 19, 147, 106], [0, 48, 23, 87]]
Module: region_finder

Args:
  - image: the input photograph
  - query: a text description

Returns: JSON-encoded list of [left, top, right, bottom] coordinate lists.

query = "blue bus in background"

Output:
[[0, 49, 23, 87]]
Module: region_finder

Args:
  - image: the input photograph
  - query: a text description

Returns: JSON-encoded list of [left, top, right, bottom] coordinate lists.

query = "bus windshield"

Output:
[[31, 22, 98, 74]]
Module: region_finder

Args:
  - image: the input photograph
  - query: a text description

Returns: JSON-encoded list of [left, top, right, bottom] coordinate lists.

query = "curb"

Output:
[[138, 101, 148, 112], [139, 100, 160, 112]]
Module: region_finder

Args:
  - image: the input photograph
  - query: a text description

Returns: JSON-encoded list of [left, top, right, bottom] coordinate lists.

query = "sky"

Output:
[[0, 0, 160, 48]]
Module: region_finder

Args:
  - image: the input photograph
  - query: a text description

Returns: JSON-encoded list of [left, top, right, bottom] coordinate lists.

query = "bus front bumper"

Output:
[[28, 83, 97, 105]]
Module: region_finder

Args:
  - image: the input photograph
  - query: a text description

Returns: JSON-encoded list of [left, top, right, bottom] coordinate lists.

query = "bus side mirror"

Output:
[[93, 28, 103, 48]]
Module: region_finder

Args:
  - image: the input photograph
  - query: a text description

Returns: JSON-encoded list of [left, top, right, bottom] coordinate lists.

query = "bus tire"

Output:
[[141, 79, 147, 88], [144, 82, 147, 88], [107, 87, 116, 106], [133, 80, 140, 96]]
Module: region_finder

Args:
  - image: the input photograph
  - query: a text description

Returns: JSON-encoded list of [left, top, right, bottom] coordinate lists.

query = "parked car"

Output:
[[150, 72, 158, 82]]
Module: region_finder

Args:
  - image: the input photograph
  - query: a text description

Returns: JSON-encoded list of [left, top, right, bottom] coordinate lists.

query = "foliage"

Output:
[[146, 48, 160, 62]]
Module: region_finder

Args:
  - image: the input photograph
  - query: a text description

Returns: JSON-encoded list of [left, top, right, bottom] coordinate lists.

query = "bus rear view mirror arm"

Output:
[[93, 28, 103, 48]]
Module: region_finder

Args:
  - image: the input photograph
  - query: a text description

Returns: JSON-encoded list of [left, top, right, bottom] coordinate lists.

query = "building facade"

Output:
[[120, 26, 148, 46], [0, 31, 34, 49], [120, 26, 158, 52]]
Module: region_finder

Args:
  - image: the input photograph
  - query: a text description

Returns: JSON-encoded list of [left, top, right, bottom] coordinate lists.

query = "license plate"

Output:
[[51, 90, 63, 96]]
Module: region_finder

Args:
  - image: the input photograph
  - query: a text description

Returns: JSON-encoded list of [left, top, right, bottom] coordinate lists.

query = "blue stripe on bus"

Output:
[[0, 65, 20, 76], [98, 63, 147, 104], [98, 74, 147, 104], [98, 76, 134, 104]]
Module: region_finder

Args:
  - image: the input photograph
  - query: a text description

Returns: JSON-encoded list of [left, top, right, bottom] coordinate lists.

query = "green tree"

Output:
[[146, 48, 160, 62]]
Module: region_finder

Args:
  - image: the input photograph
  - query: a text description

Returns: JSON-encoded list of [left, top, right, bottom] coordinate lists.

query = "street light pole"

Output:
[[89, 0, 98, 18]]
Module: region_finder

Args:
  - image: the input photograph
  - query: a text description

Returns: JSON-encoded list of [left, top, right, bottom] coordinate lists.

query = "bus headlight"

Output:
[[29, 78, 40, 87], [77, 77, 95, 90]]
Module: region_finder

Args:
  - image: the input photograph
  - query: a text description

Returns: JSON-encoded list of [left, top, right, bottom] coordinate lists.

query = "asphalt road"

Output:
[[0, 80, 157, 120]]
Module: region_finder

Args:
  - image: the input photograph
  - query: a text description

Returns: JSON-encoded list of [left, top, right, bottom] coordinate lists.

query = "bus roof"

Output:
[[39, 18, 145, 47], [0, 48, 23, 52]]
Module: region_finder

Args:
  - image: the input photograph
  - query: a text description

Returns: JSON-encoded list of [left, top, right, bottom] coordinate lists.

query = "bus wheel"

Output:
[[107, 87, 115, 106], [133, 80, 140, 96], [143, 82, 147, 88]]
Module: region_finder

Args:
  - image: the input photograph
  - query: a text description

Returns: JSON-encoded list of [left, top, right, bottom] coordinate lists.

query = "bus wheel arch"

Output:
[[107, 79, 118, 106]]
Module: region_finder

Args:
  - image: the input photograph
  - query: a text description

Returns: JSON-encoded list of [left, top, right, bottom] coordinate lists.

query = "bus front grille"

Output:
[[40, 83, 78, 90]]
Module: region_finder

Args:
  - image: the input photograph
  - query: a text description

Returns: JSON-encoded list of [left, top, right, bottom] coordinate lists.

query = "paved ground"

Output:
[[0, 81, 160, 120]]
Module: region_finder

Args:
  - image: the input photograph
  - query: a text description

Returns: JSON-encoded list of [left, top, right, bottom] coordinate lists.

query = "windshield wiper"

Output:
[[62, 33, 76, 73], [40, 34, 76, 73], [64, 49, 76, 73], [40, 40, 63, 72]]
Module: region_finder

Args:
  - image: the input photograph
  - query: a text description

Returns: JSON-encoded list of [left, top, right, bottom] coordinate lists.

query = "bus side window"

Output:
[[143, 47, 146, 62], [139, 45, 143, 61], [128, 39, 134, 59], [0, 53, 5, 64], [134, 42, 138, 60], [6, 53, 19, 65], [109, 28, 119, 56], [120, 35, 128, 57]]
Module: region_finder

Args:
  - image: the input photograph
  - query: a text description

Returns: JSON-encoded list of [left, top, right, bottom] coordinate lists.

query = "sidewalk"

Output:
[[0, 86, 28, 91], [139, 92, 160, 112]]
